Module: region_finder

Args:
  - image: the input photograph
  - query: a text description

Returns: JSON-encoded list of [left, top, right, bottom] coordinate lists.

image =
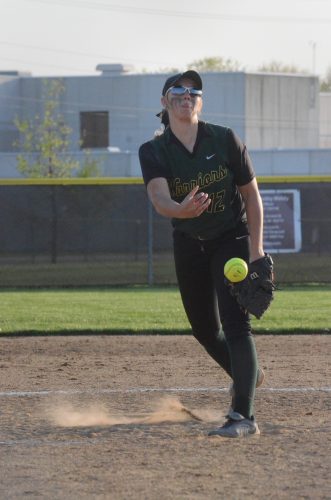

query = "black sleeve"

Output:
[[226, 128, 256, 186], [138, 141, 170, 187]]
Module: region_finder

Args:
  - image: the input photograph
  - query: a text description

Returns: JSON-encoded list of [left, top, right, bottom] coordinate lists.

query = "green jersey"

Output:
[[139, 121, 255, 240]]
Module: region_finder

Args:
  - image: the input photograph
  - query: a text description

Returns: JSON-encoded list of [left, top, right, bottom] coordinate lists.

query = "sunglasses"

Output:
[[166, 86, 203, 97]]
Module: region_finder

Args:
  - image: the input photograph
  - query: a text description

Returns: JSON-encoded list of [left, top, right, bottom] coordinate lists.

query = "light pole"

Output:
[[309, 40, 316, 74]]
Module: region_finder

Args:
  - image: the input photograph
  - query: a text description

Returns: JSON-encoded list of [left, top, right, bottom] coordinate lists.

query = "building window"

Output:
[[80, 111, 109, 148]]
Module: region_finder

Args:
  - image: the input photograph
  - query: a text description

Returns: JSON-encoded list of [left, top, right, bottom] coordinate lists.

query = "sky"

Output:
[[2, 0, 331, 78]]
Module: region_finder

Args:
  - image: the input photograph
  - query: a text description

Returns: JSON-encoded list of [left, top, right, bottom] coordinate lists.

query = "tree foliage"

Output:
[[320, 66, 331, 92], [14, 79, 100, 177], [154, 56, 331, 92], [188, 56, 243, 72], [153, 56, 242, 74], [257, 60, 308, 74]]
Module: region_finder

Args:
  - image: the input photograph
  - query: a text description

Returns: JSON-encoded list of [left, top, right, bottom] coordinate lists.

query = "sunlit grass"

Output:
[[0, 286, 330, 335]]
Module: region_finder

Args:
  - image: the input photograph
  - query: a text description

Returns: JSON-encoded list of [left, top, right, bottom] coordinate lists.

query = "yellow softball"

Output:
[[224, 257, 248, 283]]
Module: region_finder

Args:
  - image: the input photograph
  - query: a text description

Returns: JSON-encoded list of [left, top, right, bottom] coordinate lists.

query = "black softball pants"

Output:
[[173, 230, 259, 419]]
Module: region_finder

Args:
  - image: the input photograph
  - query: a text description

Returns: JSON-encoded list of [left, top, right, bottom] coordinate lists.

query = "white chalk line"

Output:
[[0, 386, 330, 397], [0, 386, 329, 448]]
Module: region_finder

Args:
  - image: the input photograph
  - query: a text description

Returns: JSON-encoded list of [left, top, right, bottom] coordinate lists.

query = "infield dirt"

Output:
[[0, 334, 330, 499]]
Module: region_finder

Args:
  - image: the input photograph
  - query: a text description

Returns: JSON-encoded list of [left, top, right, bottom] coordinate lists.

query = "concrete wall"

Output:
[[245, 73, 319, 149], [251, 149, 331, 175], [0, 148, 330, 178], [319, 93, 331, 148], [0, 150, 138, 178]]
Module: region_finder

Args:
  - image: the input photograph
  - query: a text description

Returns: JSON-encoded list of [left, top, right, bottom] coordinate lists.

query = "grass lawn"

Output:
[[0, 286, 330, 335]]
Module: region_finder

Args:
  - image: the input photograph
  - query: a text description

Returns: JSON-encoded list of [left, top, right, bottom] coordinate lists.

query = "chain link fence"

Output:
[[0, 180, 330, 287]]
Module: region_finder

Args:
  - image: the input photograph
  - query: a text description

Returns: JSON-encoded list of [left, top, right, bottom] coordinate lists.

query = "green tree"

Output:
[[257, 61, 308, 74], [14, 79, 77, 177], [150, 56, 242, 74], [320, 66, 331, 91], [14, 79, 100, 177], [188, 56, 243, 72], [14, 79, 100, 263], [142, 66, 180, 74]]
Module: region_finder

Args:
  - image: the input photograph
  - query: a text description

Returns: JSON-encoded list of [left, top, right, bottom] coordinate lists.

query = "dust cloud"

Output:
[[47, 396, 221, 428]]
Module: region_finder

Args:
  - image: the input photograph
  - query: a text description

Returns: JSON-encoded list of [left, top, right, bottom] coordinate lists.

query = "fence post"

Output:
[[147, 199, 153, 285]]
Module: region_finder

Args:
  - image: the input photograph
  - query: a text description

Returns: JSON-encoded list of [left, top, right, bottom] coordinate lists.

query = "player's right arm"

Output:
[[147, 178, 210, 219]]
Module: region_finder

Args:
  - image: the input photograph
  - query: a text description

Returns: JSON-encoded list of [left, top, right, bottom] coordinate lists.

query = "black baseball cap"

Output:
[[162, 70, 202, 96]]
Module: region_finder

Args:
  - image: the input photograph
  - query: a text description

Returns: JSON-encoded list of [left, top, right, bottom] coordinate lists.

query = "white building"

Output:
[[0, 65, 330, 177]]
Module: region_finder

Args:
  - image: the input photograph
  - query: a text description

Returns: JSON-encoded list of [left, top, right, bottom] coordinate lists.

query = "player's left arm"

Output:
[[238, 178, 264, 263]]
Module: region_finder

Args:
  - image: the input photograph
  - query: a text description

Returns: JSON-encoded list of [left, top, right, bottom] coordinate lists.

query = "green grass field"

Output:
[[0, 285, 330, 335]]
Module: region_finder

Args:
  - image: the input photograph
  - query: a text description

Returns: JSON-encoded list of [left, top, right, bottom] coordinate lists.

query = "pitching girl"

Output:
[[139, 70, 265, 438]]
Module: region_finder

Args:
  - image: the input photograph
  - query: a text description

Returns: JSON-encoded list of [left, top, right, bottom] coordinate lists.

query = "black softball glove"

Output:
[[228, 253, 275, 319]]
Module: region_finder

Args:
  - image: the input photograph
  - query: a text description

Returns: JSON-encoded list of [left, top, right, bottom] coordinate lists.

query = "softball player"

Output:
[[139, 70, 265, 438]]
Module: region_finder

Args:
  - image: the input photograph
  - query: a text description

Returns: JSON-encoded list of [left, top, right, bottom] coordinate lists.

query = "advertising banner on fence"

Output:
[[261, 189, 302, 253]]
